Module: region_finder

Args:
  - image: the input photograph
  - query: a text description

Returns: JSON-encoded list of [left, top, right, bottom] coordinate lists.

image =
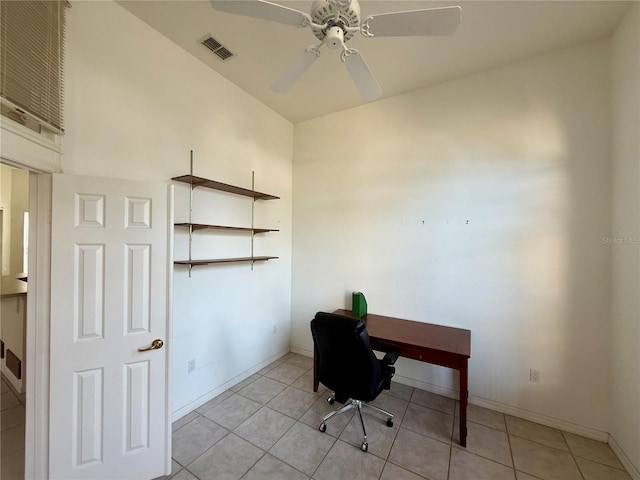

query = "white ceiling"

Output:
[[118, 0, 632, 123]]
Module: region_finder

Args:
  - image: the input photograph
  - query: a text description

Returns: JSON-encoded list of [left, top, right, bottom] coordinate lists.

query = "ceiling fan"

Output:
[[210, 0, 461, 101]]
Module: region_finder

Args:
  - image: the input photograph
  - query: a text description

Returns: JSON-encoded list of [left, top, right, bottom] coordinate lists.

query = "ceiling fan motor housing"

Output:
[[324, 26, 345, 49], [310, 0, 361, 43]]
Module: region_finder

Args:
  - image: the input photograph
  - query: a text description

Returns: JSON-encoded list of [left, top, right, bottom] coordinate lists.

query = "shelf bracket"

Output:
[[251, 170, 255, 271], [188, 150, 194, 278]]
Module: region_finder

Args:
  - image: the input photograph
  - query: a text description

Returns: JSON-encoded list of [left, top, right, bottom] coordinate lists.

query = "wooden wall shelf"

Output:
[[174, 223, 278, 234], [172, 174, 279, 200], [172, 152, 280, 274], [174, 256, 278, 267]]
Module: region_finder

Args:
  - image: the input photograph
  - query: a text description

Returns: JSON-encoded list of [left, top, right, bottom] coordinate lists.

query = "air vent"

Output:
[[201, 35, 234, 61]]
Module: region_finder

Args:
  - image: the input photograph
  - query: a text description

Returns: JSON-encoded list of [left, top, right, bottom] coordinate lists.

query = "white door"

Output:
[[49, 174, 172, 479]]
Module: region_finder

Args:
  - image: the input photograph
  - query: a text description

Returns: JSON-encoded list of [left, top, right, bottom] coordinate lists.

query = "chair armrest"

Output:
[[382, 351, 399, 366], [381, 350, 399, 391]]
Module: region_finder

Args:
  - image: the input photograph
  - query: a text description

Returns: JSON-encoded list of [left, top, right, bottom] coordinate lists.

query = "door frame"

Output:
[[1, 118, 59, 479], [25, 173, 52, 479]]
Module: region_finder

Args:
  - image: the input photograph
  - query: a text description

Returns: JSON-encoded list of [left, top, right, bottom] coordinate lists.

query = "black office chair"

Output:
[[310, 311, 399, 452]]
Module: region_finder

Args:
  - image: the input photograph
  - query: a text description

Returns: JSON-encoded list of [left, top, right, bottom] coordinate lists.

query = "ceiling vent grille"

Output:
[[201, 36, 234, 61]]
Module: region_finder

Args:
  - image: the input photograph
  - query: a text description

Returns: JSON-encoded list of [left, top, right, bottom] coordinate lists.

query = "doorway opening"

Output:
[[0, 163, 29, 479]]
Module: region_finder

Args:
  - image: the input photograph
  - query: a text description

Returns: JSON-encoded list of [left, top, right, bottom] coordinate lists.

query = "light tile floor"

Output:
[[1, 377, 26, 480], [0, 357, 631, 480], [161, 353, 633, 480]]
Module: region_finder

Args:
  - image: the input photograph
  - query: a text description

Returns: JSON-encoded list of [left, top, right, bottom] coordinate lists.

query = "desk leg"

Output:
[[313, 343, 319, 392], [459, 359, 468, 447]]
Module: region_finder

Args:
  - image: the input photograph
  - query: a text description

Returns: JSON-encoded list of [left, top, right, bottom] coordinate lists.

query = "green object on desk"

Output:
[[352, 292, 367, 318]]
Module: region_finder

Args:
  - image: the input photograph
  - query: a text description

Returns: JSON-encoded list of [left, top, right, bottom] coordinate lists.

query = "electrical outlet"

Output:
[[529, 369, 540, 383], [188, 359, 196, 373]]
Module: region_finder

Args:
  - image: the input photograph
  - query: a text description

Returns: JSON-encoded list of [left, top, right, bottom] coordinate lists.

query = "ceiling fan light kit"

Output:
[[210, 0, 461, 101]]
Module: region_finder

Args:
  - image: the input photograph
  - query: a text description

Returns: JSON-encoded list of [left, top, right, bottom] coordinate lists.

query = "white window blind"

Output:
[[1, 0, 67, 133]]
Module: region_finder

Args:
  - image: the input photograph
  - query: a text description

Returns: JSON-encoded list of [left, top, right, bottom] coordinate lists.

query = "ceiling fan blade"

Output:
[[210, 0, 309, 28], [364, 6, 461, 37], [343, 50, 382, 102], [271, 48, 321, 93]]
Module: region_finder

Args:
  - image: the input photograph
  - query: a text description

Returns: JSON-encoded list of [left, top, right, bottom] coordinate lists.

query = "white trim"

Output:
[[291, 347, 313, 358], [164, 184, 174, 476], [171, 348, 289, 422], [25, 173, 52, 480], [392, 374, 459, 400], [289, 346, 312, 358], [609, 434, 640, 480], [468, 394, 609, 442], [1, 118, 61, 174]]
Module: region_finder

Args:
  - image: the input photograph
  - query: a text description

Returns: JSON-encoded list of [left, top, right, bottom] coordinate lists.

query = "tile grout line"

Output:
[[445, 412, 454, 480], [505, 417, 519, 479], [562, 430, 588, 480]]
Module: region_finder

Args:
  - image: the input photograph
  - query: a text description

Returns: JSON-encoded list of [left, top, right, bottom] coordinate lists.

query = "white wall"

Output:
[[610, 4, 640, 475], [63, 1, 293, 416], [292, 40, 612, 437], [0, 165, 29, 276], [9, 167, 28, 275], [0, 165, 11, 275]]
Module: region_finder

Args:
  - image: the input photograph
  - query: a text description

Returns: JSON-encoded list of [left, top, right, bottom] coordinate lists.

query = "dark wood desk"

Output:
[[313, 310, 471, 447]]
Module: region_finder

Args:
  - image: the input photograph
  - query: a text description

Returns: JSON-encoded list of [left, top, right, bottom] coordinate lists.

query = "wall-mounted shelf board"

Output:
[[174, 223, 279, 234], [172, 174, 279, 200], [174, 256, 278, 267]]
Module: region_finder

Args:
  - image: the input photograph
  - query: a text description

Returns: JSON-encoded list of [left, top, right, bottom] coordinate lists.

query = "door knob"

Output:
[[138, 339, 164, 352]]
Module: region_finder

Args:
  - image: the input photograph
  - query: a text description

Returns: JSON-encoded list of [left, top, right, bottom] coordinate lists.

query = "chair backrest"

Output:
[[310, 312, 383, 402]]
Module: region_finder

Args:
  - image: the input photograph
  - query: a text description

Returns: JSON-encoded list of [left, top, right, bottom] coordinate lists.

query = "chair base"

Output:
[[318, 395, 394, 452]]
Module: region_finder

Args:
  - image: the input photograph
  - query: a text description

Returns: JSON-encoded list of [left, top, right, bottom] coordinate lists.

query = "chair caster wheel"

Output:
[[319, 423, 327, 433], [327, 397, 335, 405], [386, 419, 394, 427], [361, 442, 368, 452]]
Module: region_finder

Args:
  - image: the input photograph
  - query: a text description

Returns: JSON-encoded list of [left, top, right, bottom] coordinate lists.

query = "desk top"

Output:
[[333, 309, 471, 358]]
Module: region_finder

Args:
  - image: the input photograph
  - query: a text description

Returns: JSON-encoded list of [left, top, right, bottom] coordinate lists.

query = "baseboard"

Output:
[[392, 374, 609, 442], [290, 346, 312, 357], [392, 374, 460, 400], [171, 348, 290, 422], [0, 364, 24, 394], [1, 371, 24, 400], [609, 434, 640, 480], [470, 396, 609, 442]]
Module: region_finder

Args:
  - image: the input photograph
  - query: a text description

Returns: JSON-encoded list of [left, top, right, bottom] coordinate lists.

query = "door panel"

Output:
[[126, 244, 151, 334], [75, 244, 105, 340], [50, 174, 171, 479]]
